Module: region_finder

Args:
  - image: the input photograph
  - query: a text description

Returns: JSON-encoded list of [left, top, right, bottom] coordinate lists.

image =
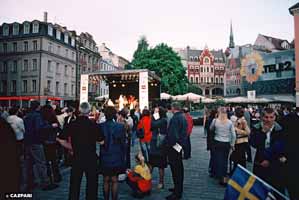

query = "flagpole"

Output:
[[236, 164, 289, 200]]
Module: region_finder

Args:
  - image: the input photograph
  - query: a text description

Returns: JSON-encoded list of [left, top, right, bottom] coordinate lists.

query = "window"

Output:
[[32, 59, 37, 71], [195, 77, 199, 83], [32, 80, 36, 92], [215, 77, 218, 83], [23, 23, 30, 34], [220, 77, 223, 83], [64, 65, 68, 75], [190, 76, 194, 83], [207, 67, 209, 73], [56, 30, 61, 40], [13, 24, 19, 35], [65, 49, 68, 57], [24, 41, 28, 52], [72, 52, 75, 60], [32, 22, 39, 33], [71, 38, 75, 47], [13, 42, 17, 52], [57, 46, 61, 55], [22, 80, 27, 92], [211, 77, 214, 83], [200, 77, 203, 83], [23, 60, 28, 71], [48, 25, 53, 36], [71, 67, 74, 76], [3, 43, 7, 53], [47, 80, 51, 91], [3, 61, 7, 73], [64, 34, 69, 44], [33, 40, 37, 51], [204, 57, 210, 64], [56, 63, 60, 74], [11, 80, 16, 93], [3, 25, 9, 36], [56, 81, 59, 94], [48, 42, 52, 52], [64, 83, 68, 94], [47, 60, 52, 72], [71, 84, 74, 95], [211, 67, 213, 73], [12, 60, 17, 73]]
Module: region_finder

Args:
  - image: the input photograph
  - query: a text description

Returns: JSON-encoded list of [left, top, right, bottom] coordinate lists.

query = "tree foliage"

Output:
[[130, 39, 188, 95]]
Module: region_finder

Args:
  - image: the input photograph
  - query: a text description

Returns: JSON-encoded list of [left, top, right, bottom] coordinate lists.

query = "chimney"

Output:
[[44, 12, 48, 22]]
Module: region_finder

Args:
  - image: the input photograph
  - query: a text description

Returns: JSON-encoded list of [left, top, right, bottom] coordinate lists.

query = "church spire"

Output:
[[229, 20, 235, 48]]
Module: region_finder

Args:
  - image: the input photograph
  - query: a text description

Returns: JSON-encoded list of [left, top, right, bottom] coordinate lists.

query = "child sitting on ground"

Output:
[[126, 152, 152, 198]]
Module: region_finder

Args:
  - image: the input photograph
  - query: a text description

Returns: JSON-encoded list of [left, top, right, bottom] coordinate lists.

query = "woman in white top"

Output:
[[210, 107, 236, 186], [7, 107, 25, 142]]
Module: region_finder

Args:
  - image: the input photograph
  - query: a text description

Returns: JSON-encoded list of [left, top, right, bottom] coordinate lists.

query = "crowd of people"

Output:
[[204, 105, 299, 200], [1, 101, 298, 200]]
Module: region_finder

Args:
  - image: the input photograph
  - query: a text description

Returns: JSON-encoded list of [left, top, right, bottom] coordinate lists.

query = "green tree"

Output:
[[131, 42, 188, 95], [133, 35, 149, 60]]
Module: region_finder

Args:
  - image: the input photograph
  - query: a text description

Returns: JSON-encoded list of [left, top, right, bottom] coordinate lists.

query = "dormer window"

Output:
[[56, 30, 61, 40], [23, 23, 30, 34], [71, 38, 75, 47], [64, 33, 69, 44], [3, 25, 9, 36], [32, 22, 39, 33], [13, 24, 19, 35], [48, 25, 53, 36]]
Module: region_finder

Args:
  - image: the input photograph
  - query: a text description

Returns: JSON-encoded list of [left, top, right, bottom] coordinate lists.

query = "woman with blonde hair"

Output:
[[210, 107, 236, 186], [126, 152, 152, 198]]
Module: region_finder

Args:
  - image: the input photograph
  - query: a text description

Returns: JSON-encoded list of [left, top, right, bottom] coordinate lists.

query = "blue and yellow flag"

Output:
[[224, 165, 288, 200]]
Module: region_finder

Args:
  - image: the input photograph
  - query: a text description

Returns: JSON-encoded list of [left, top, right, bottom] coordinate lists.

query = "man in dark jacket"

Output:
[[165, 102, 187, 200], [23, 100, 53, 191], [249, 107, 286, 195], [57, 102, 104, 200], [279, 107, 299, 200]]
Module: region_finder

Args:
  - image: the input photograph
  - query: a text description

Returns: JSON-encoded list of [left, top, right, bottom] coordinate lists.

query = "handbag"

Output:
[[136, 119, 145, 139]]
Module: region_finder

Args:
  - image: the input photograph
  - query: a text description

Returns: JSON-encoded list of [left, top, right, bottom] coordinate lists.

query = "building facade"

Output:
[[99, 43, 129, 69], [184, 47, 226, 97], [0, 17, 77, 107]]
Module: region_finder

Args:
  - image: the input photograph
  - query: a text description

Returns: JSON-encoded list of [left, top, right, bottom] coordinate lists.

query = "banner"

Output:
[[139, 71, 149, 111], [80, 74, 89, 104]]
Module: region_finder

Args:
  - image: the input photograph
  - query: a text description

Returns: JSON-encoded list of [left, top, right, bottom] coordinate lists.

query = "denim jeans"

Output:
[[140, 142, 150, 163], [24, 144, 49, 190]]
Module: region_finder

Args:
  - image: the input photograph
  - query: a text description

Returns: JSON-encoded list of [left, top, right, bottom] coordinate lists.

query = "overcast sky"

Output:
[[0, 0, 297, 61]]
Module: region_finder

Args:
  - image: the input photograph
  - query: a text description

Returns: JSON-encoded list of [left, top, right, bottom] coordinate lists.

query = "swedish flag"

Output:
[[224, 165, 287, 200]]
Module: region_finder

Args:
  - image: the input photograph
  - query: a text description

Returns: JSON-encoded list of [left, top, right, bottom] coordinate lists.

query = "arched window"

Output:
[[48, 25, 53, 36], [190, 76, 194, 83], [204, 57, 210, 64], [195, 77, 199, 83]]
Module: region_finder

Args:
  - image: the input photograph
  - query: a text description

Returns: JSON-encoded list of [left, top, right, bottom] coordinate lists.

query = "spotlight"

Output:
[[121, 84, 125, 87], [113, 84, 116, 87]]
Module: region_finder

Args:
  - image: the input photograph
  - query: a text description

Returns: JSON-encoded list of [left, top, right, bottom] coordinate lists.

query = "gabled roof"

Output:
[[289, 2, 299, 15], [260, 34, 290, 50]]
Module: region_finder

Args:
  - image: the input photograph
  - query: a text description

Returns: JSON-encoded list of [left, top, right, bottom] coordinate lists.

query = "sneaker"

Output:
[[157, 183, 164, 190]]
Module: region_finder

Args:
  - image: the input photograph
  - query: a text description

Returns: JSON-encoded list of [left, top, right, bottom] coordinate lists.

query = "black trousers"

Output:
[[231, 142, 247, 172], [183, 136, 191, 159], [69, 159, 98, 200], [168, 147, 184, 198]]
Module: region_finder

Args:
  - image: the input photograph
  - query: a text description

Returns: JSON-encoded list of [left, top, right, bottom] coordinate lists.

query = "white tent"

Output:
[[181, 93, 206, 101], [224, 96, 271, 103], [160, 92, 172, 100], [95, 94, 109, 100]]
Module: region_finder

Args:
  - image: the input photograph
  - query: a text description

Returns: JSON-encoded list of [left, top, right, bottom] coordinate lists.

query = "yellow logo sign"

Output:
[[240, 52, 264, 84]]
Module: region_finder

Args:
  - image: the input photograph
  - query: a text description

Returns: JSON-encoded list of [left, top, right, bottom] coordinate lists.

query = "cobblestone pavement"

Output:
[[33, 126, 228, 200]]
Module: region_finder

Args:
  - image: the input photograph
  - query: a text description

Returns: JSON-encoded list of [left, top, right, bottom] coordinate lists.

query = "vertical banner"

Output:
[[80, 74, 89, 104], [139, 71, 149, 111]]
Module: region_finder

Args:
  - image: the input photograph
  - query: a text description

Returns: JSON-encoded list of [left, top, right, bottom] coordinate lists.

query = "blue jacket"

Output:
[[99, 120, 126, 169], [24, 111, 51, 145], [166, 111, 187, 147], [150, 117, 167, 155]]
